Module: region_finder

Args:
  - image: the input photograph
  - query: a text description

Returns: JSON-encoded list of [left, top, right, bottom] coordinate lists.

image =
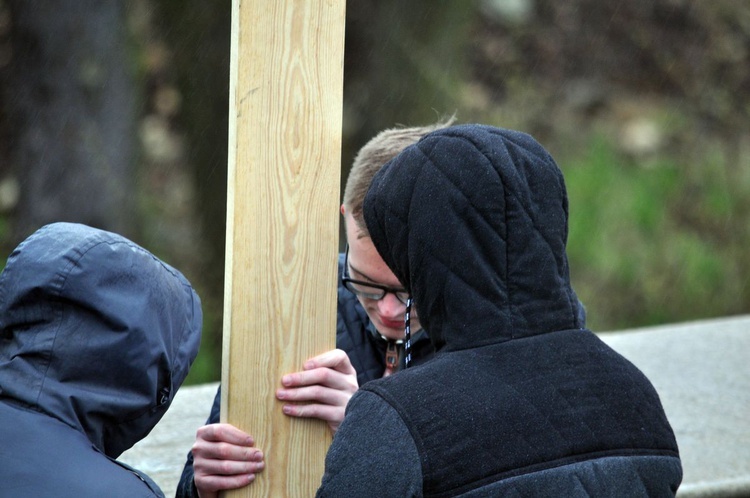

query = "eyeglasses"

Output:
[[342, 245, 410, 305]]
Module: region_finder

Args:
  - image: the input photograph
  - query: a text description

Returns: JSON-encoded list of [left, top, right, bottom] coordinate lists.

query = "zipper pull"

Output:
[[384, 341, 400, 377]]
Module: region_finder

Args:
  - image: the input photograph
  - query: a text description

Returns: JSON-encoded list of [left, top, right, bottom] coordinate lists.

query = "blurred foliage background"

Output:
[[0, 0, 748, 384]]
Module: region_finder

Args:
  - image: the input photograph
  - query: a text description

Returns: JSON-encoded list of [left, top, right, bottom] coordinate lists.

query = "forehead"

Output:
[[344, 215, 401, 287]]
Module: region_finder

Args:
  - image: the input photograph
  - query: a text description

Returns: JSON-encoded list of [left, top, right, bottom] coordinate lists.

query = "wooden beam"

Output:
[[222, 0, 345, 496]]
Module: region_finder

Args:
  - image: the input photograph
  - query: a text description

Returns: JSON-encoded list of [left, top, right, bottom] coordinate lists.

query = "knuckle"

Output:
[[316, 368, 332, 383], [217, 442, 235, 460], [282, 389, 299, 401], [286, 373, 299, 385], [245, 448, 261, 461], [196, 424, 210, 439], [218, 460, 236, 475], [197, 423, 221, 441], [311, 385, 327, 398]]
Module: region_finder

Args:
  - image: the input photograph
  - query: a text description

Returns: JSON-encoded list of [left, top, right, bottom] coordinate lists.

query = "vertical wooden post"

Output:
[[222, 0, 345, 496]]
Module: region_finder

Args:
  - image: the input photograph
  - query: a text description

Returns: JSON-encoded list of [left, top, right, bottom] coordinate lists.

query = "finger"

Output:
[[303, 348, 356, 374], [192, 439, 264, 463], [281, 402, 344, 424], [282, 366, 360, 393], [195, 472, 259, 494], [194, 453, 265, 476], [276, 384, 352, 406], [281, 368, 333, 389], [196, 423, 255, 446]]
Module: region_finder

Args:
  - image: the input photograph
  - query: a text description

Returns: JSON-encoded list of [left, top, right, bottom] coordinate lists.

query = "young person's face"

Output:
[[342, 207, 421, 341]]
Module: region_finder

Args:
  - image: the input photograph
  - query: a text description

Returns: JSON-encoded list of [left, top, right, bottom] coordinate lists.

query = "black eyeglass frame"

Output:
[[342, 245, 410, 305]]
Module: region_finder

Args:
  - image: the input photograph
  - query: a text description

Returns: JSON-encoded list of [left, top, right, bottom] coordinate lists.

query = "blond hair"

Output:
[[343, 116, 456, 236]]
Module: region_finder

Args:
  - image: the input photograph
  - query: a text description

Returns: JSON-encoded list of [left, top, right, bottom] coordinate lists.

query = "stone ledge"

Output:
[[120, 314, 750, 497], [598, 314, 750, 497]]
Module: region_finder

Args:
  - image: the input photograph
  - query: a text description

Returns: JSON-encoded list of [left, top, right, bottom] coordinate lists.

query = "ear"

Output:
[[340, 204, 346, 216]]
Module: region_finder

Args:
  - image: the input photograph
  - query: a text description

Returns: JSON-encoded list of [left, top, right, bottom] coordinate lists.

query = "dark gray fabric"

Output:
[[316, 125, 682, 496], [0, 222, 202, 497], [465, 455, 683, 497], [362, 330, 681, 497], [317, 391, 681, 498], [317, 390, 421, 498]]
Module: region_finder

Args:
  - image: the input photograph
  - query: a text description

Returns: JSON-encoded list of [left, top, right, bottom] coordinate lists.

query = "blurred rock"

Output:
[[480, 0, 535, 25], [139, 114, 183, 163], [0, 175, 18, 213], [619, 117, 664, 157]]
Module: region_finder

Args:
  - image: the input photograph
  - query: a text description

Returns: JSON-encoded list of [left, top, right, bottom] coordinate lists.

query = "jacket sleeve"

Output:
[[316, 390, 422, 497], [175, 386, 221, 498]]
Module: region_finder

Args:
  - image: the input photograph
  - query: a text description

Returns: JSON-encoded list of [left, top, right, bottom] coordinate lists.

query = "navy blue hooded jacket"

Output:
[[0, 223, 202, 497], [317, 125, 682, 497]]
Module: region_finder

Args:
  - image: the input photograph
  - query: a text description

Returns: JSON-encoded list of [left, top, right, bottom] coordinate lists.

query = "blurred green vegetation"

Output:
[[562, 135, 748, 331], [183, 305, 221, 386]]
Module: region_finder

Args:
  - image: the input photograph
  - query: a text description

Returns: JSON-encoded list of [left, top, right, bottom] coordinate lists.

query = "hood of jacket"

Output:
[[363, 124, 583, 352], [0, 222, 202, 458]]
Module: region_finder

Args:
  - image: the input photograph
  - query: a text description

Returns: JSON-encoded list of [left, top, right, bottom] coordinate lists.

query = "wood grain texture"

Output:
[[222, 0, 345, 496]]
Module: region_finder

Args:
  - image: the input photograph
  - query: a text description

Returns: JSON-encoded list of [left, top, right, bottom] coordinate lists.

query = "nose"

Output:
[[376, 292, 404, 319]]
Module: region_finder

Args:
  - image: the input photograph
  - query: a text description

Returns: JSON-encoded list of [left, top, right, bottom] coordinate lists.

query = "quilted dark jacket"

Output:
[[0, 223, 202, 498], [317, 125, 682, 497]]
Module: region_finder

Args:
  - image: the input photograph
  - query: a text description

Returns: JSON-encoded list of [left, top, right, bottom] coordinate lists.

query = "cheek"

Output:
[[356, 295, 374, 309]]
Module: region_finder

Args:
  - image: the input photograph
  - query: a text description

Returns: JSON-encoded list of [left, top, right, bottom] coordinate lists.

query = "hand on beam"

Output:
[[276, 348, 359, 434], [190, 424, 265, 498]]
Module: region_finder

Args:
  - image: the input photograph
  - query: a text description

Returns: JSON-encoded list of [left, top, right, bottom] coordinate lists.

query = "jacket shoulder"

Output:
[[317, 390, 422, 497], [0, 403, 164, 497]]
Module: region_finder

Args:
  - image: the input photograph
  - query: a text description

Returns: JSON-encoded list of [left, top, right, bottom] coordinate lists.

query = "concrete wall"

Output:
[[120, 314, 750, 497], [599, 315, 750, 497]]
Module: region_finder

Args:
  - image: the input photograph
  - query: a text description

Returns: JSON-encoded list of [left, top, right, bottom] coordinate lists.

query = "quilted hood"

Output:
[[363, 124, 583, 352], [0, 222, 202, 458]]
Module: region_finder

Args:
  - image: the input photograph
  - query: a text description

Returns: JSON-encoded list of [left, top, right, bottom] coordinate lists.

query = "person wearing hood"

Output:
[[316, 125, 682, 497], [176, 121, 453, 498], [0, 222, 202, 498]]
